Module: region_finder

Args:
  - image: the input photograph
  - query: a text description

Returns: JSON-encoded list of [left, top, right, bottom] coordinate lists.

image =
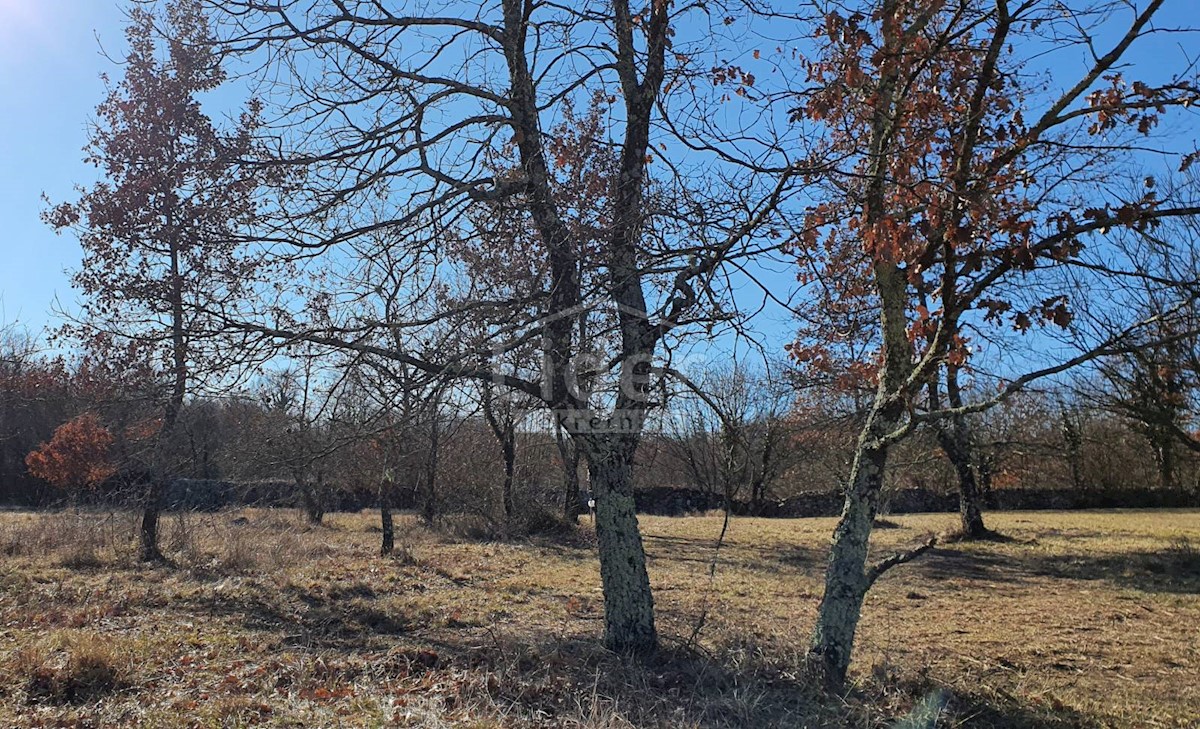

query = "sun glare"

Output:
[[0, 0, 42, 55]]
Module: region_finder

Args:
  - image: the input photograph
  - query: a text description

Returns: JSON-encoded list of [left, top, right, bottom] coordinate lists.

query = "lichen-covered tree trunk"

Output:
[[584, 437, 657, 654], [810, 251, 910, 685], [810, 433, 888, 683]]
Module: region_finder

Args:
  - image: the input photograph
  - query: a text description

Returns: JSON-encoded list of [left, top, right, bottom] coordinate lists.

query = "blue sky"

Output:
[[0, 1, 128, 335]]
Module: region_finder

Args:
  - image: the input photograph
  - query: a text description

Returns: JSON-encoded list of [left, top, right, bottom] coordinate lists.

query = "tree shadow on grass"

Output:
[[431, 633, 1105, 728], [161, 572, 1112, 727], [178, 582, 413, 652], [910, 542, 1200, 595], [460, 635, 870, 728], [879, 679, 1104, 729], [641, 532, 824, 574]]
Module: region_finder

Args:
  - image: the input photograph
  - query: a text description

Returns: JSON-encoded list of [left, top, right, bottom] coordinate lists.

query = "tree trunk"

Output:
[[937, 422, 988, 538], [585, 437, 657, 654], [557, 428, 582, 523], [810, 438, 886, 685], [379, 474, 395, 555], [300, 481, 324, 525], [1152, 432, 1177, 491], [422, 416, 441, 525], [929, 363, 989, 538], [502, 443, 515, 534], [810, 233, 910, 684], [139, 484, 164, 563], [140, 225, 186, 563], [381, 507, 395, 556], [561, 441, 580, 520], [482, 387, 517, 535]]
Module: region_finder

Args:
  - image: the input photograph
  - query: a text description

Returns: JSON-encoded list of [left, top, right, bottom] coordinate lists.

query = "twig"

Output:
[[685, 496, 734, 649]]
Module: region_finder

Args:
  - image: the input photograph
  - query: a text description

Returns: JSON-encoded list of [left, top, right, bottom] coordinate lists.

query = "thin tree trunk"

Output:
[[139, 486, 164, 562], [556, 427, 582, 523], [585, 438, 657, 654], [930, 365, 988, 538], [380, 477, 395, 555], [380, 506, 394, 554], [142, 230, 186, 563], [482, 385, 517, 535], [502, 443, 515, 533]]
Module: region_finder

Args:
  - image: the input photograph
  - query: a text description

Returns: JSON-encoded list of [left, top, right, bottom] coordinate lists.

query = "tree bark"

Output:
[[810, 435, 887, 685], [502, 444, 515, 533], [139, 486, 164, 563], [556, 426, 582, 523], [810, 244, 910, 683], [931, 365, 989, 538], [584, 436, 657, 654], [380, 477, 395, 556], [937, 423, 988, 538], [422, 414, 441, 525]]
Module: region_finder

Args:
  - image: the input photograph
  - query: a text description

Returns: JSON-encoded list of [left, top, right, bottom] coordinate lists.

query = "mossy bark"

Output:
[[585, 439, 657, 654]]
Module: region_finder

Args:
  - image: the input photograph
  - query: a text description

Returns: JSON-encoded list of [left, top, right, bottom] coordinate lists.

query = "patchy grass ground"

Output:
[[0, 508, 1196, 727]]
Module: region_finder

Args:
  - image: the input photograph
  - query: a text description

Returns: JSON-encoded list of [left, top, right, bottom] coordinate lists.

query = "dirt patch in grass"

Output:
[[0, 508, 1196, 726]]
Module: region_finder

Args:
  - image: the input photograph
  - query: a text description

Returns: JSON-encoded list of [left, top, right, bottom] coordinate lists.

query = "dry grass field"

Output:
[[0, 508, 1196, 728]]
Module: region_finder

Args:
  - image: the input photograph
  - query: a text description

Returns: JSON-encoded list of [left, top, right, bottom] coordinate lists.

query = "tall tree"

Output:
[[46, 0, 275, 560], [786, 0, 1200, 684], [203, 0, 795, 653]]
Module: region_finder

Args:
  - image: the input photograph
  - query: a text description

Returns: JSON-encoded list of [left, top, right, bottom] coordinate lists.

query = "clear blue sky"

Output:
[[0, 1, 128, 335]]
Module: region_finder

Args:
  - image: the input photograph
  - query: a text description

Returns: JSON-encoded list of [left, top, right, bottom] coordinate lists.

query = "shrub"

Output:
[[16, 631, 133, 704]]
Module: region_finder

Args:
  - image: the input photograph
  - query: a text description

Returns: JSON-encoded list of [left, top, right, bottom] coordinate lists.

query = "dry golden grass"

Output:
[[0, 507, 1196, 727]]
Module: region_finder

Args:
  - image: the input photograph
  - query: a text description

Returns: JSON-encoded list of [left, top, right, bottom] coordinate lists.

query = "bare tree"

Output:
[[666, 364, 795, 513], [255, 357, 344, 525], [200, 0, 797, 653]]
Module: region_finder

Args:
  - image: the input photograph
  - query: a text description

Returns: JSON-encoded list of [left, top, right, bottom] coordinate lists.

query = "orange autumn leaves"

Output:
[[25, 413, 161, 491], [25, 413, 118, 491]]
